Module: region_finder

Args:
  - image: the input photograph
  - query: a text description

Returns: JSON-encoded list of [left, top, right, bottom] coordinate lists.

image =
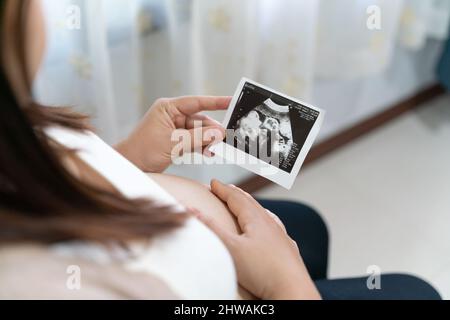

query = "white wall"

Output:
[[315, 40, 444, 141]]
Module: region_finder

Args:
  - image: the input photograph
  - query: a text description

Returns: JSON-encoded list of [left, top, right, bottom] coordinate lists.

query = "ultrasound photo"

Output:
[[226, 82, 320, 174]]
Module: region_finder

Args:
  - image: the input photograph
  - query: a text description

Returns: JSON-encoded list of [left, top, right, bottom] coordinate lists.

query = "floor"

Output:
[[255, 94, 450, 299]]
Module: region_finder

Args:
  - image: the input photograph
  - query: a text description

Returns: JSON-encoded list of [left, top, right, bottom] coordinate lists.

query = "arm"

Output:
[[195, 180, 322, 300], [148, 173, 255, 299], [151, 174, 320, 300], [115, 96, 230, 173]]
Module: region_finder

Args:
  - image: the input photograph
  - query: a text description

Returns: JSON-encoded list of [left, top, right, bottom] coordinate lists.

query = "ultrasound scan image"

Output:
[[227, 82, 319, 173]]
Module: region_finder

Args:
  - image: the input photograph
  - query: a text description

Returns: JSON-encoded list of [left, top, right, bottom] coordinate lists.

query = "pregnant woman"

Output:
[[0, 0, 440, 300]]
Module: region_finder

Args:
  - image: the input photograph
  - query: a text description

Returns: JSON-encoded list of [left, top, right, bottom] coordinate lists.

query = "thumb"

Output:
[[188, 126, 225, 150]]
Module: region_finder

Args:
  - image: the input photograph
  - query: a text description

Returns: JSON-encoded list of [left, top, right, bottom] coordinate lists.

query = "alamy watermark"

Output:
[[367, 5, 382, 30], [366, 265, 382, 290], [66, 265, 82, 291], [64, 5, 81, 30]]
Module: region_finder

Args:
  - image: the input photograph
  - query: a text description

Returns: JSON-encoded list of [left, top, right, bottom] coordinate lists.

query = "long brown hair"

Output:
[[0, 0, 186, 244]]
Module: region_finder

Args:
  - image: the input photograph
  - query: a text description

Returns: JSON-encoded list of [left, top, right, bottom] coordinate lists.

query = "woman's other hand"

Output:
[[116, 96, 231, 173], [194, 180, 322, 300]]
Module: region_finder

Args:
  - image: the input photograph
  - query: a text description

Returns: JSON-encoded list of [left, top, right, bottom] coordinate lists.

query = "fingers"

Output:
[[169, 96, 232, 115], [210, 180, 258, 232], [188, 126, 225, 149], [186, 116, 225, 157], [185, 114, 223, 130], [266, 210, 288, 234]]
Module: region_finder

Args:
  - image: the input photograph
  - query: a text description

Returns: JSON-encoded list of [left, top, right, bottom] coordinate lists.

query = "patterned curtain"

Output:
[[34, 0, 449, 144]]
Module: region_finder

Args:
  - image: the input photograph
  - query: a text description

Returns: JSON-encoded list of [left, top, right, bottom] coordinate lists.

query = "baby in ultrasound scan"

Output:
[[235, 98, 294, 161]]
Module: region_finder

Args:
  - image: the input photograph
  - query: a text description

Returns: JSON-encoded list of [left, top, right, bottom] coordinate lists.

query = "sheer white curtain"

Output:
[[35, 0, 144, 143], [399, 0, 450, 49], [34, 0, 449, 145]]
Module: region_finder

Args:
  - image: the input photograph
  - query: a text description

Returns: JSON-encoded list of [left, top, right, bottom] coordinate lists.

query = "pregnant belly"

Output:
[[148, 173, 256, 300]]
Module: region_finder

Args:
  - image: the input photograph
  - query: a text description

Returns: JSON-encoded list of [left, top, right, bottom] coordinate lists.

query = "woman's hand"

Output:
[[116, 96, 231, 173], [194, 180, 322, 300]]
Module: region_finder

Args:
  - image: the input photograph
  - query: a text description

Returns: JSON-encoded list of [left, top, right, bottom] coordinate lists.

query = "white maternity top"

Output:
[[44, 126, 238, 300]]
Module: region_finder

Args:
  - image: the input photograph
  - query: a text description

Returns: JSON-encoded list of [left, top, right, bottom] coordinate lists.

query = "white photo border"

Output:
[[210, 77, 325, 190]]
